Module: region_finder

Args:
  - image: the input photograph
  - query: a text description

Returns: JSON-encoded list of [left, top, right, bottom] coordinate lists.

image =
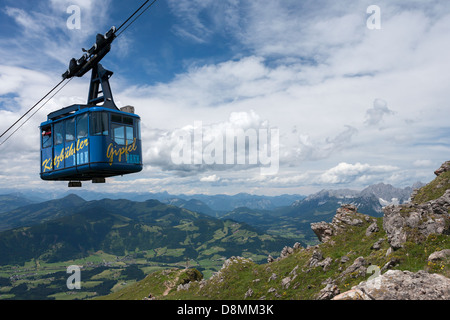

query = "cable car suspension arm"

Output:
[[0, 0, 158, 146]]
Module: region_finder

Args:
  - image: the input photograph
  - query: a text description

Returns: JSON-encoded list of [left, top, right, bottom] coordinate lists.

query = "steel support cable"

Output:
[[115, 0, 153, 33], [0, 78, 67, 143], [0, 78, 73, 147], [115, 0, 158, 38]]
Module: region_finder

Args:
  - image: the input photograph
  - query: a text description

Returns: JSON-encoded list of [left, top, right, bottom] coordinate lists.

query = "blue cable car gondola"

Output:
[[39, 28, 143, 187]]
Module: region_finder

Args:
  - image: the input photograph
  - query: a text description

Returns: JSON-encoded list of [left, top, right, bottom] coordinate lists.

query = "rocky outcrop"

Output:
[[209, 256, 254, 284], [310, 166, 450, 301], [339, 256, 367, 279], [333, 270, 450, 300], [434, 160, 450, 176], [311, 204, 374, 243], [268, 242, 302, 262], [244, 288, 254, 298], [428, 249, 450, 262], [306, 250, 332, 271], [310, 221, 335, 243], [383, 189, 450, 249], [317, 283, 340, 300], [332, 204, 366, 230], [365, 222, 379, 236], [383, 162, 450, 249]]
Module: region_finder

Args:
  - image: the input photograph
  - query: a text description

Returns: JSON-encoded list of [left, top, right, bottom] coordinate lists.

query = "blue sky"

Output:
[[0, 0, 450, 196]]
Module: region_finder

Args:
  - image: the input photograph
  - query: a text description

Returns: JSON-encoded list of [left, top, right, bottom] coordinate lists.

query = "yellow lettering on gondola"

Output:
[[106, 138, 138, 165], [41, 138, 89, 171], [42, 158, 53, 172]]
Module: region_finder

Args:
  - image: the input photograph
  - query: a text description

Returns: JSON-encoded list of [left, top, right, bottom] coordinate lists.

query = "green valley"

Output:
[[0, 197, 293, 300]]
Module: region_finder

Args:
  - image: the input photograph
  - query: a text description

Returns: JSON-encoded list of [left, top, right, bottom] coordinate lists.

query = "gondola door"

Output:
[[64, 117, 76, 169], [41, 125, 53, 174], [75, 113, 90, 168]]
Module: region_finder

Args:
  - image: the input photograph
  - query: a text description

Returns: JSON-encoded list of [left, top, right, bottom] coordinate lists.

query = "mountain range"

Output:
[[0, 188, 305, 212], [0, 195, 292, 267], [197, 182, 422, 243], [0, 181, 420, 215], [0, 182, 422, 246]]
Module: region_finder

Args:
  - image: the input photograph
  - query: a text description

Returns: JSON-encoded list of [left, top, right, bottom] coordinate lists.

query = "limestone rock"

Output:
[[311, 204, 367, 243], [371, 238, 384, 250], [307, 250, 324, 267], [335, 270, 450, 300], [428, 249, 450, 262], [280, 246, 294, 259], [310, 221, 334, 243], [293, 242, 302, 250], [210, 256, 251, 283], [268, 273, 277, 282], [365, 222, 379, 237], [332, 289, 371, 300], [382, 205, 408, 249], [338, 204, 358, 214], [272, 243, 302, 262], [317, 283, 340, 300], [380, 258, 399, 272], [289, 265, 299, 277], [434, 160, 450, 176], [244, 288, 253, 298], [281, 277, 291, 289], [306, 250, 333, 271], [340, 256, 367, 278], [318, 257, 333, 271], [177, 283, 191, 291], [383, 189, 450, 249]]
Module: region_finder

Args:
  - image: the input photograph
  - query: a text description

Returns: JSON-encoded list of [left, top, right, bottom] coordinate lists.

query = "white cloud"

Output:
[[132, 56, 280, 109], [364, 99, 395, 126], [200, 174, 220, 182], [413, 159, 432, 167], [141, 109, 278, 175], [167, 0, 241, 43], [238, 1, 366, 59], [319, 162, 398, 184]]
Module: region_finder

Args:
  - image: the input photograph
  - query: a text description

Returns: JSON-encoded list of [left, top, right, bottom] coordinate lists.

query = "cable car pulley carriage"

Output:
[[40, 26, 143, 187]]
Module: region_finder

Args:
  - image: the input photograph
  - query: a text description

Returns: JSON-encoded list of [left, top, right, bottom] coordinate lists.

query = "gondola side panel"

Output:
[[75, 138, 90, 167], [41, 147, 53, 174]]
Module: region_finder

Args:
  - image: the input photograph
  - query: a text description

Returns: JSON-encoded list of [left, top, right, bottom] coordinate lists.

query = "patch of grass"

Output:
[[98, 268, 202, 300], [391, 234, 450, 277], [412, 171, 450, 204]]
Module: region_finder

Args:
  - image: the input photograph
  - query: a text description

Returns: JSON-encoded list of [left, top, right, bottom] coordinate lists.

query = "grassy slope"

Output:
[[101, 213, 449, 300], [412, 171, 450, 204], [97, 268, 202, 300], [98, 171, 450, 300], [170, 218, 448, 300]]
